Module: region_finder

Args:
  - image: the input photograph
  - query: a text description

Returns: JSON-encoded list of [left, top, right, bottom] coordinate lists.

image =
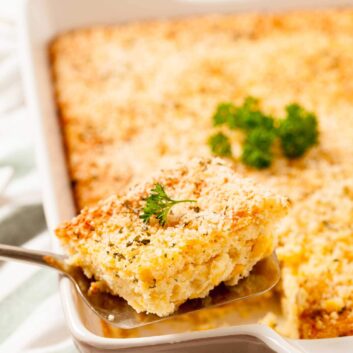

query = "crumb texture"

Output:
[[56, 158, 287, 316], [278, 179, 353, 339], [50, 8, 353, 336]]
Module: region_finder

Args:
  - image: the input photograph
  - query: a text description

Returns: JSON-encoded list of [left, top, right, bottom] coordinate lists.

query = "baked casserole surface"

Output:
[[56, 157, 287, 317], [50, 8, 353, 338]]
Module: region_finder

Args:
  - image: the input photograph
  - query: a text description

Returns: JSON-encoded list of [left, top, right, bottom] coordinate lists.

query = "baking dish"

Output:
[[18, 0, 353, 352]]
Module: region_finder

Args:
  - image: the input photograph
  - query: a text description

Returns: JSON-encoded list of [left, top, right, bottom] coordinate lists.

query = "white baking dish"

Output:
[[18, 0, 353, 352]]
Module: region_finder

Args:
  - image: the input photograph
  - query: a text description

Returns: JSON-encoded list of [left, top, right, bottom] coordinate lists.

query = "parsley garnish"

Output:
[[208, 97, 319, 169], [213, 97, 275, 131], [278, 104, 318, 159], [208, 132, 232, 157], [140, 183, 196, 226], [212, 102, 237, 127], [241, 128, 276, 169]]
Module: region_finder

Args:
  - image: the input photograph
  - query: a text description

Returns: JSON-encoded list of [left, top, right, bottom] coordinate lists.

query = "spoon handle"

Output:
[[0, 243, 67, 273]]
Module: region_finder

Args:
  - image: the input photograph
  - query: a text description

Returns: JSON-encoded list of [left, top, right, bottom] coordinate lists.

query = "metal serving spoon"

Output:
[[0, 244, 280, 329]]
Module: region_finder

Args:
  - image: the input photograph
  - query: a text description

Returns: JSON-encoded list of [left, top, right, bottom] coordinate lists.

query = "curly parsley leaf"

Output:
[[278, 104, 318, 159], [230, 96, 275, 131], [212, 102, 237, 127], [140, 183, 196, 226], [208, 132, 232, 157], [208, 97, 319, 169], [241, 128, 276, 169]]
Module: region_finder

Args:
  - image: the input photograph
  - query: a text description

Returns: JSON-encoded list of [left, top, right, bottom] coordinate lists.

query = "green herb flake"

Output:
[[113, 252, 126, 260], [140, 238, 150, 245]]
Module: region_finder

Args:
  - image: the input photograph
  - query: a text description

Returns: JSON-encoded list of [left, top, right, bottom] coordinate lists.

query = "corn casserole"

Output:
[[50, 8, 353, 337], [56, 157, 287, 316]]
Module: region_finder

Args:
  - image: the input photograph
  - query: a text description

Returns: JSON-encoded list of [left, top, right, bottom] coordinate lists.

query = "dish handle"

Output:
[[253, 325, 310, 353]]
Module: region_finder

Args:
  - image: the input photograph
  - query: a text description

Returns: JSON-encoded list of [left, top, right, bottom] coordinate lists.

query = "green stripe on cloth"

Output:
[[0, 205, 46, 246], [0, 269, 58, 343]]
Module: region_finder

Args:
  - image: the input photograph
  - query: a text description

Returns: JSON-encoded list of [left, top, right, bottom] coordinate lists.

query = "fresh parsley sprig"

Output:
[[208, 97, 319, 169], [140, 183, 196, 226]]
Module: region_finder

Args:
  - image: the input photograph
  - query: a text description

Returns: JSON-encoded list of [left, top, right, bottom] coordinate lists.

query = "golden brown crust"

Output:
[[300, 308, 353, 339], [277, 179, 353, 338], [50, 9, 353, 208], [56, 157, 287, 316], [50, 8, 353, 336]]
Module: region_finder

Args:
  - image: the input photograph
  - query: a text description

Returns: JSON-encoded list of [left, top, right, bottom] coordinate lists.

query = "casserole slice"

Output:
[[56, 157, 287, 316], [277, 178, 353, 338]]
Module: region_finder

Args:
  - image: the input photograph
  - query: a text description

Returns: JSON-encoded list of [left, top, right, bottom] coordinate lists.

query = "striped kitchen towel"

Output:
[[0, 3, 78, 352]]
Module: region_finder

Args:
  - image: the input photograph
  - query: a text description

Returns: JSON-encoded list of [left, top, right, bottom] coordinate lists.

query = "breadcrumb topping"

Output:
[[50, 8, 353, 336], [56, 158, 287, 316], [277, 179, 353, 338]]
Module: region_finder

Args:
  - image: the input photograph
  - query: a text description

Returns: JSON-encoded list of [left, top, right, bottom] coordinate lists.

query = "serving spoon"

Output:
[[0, 244, 280, 329]]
